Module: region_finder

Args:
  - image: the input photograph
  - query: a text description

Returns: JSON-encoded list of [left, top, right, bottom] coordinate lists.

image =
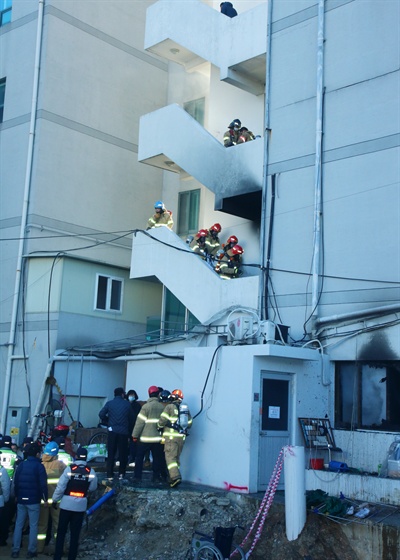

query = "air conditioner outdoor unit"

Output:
[[227, 315, 254, 343], [259, 321, 290, 344]]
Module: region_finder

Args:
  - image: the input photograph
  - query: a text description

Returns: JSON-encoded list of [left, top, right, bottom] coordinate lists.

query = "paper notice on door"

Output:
[[268, 406, 280, 419]]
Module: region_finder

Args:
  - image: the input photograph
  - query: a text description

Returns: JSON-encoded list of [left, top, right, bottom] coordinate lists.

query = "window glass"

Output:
[[335, 362, 400, 431], [0, 0, 11, 26], [177, 189, 200, 236], [0, 78, 6, 123], [95, 274, 123, 312], [184, 98, 205, 126]]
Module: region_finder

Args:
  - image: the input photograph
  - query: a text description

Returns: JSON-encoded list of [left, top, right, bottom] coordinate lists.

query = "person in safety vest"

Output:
[[0, 450, 12, 547], [223, 119, 241, 147], [132, 386, 167, 484], [157, 389, 192, 488], [52, 447, 97, 560], [0, 435, 18, 478], [37, 442, 67, 555], [53, 437, 74, 467], [12, 442, 48, 559], [146, 200, 174, 230]]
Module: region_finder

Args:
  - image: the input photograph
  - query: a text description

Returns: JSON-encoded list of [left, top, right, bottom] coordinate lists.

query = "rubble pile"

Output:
[[78, 482, 358, 560]]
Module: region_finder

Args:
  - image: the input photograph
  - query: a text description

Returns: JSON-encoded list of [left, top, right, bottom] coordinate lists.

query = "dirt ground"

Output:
[[77, 477, 357, 560]]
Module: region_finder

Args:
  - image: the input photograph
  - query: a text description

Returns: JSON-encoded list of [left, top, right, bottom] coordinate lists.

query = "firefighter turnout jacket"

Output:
[[157, 402, 193, 441], [52, 460, 97, 512], [132, 397, 165, 443], [147, 210, 174, 230], [41, 454, 67, 503]]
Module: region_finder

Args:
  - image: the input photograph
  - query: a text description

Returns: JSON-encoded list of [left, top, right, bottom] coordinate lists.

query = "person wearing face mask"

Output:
[[126, 390, 142, 467]]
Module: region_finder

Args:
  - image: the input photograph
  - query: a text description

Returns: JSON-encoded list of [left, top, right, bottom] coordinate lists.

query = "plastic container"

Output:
[[328, 460, 348, 472], [310, 458, 324, 470], [388, 459, 400, 478]]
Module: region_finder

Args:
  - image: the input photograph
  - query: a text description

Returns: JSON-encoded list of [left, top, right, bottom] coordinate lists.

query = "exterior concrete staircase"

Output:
[[145, 0, 267, 95], [130, 226, 259, 324]]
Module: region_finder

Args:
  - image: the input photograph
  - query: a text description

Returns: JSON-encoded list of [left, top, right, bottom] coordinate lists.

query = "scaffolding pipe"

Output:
[[1, 0, 45, 434]]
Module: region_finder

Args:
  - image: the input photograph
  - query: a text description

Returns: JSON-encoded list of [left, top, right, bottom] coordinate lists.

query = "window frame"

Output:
[[0, 0, 12, 26], [177, 188, 200, 237], [184, 97, 205, 126], [94, 273, 124, 313], [0, 78, 6, 123], [335, 361, 400, 432]]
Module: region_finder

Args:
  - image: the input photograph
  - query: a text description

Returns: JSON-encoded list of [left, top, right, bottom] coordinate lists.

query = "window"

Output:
[[177, 189, 200, 236], [335, 361, 400, 431], [0, 78, 5, 123], [163, 288, 199, 335], [95, 274, 123, 312], [0, 0, 11, 26], [184, 98, 205, 126]]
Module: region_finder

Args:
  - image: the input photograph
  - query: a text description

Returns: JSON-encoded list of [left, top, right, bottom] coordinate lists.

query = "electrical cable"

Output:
[[192, 344, 226, 420]]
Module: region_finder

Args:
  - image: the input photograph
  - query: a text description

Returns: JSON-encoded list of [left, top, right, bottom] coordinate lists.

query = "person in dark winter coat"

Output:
[[220, 2, 237, 17], [126, 390, 142, 466], [12, 442, 48, 559], [99, 387, 134, 480]]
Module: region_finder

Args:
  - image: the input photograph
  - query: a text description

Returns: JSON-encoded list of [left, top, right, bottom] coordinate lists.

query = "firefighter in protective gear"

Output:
[[37, 442, 67, 554], [190, 229, 210, 260], [146, 201, 174, 230], [205, 223, 222, 257], [52, 447, 97, 560], [132, 386, 167, 483], [223, 119, 241, 147], [215, 244, 244, 279], [157, 390, 192, 488], [237, 126, 255, 143]]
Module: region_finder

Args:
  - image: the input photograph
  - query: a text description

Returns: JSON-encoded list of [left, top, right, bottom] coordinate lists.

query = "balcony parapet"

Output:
[[145, 0, 267, 95], [130, 227, 259, 324], [138, 103, 264, 203]]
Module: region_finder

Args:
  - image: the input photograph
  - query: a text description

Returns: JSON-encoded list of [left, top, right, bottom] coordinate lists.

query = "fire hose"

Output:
[[86, 488, 115, 516], [232, 445, 294, 559]]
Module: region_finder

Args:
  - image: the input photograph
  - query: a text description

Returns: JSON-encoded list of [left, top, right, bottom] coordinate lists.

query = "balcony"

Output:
[[138, 104, 264, 220], [145, 0, 267, 95], [130, 227, 259, 325]]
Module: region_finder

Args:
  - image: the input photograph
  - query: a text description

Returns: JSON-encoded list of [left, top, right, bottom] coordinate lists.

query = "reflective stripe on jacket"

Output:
[[158, 403, 192, 440], [132, 397, 165, 443]]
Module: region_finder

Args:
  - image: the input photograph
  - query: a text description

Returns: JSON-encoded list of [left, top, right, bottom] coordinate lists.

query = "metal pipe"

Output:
[[316, 303, 400, 328], [258, 0, 274, 321], [310, 0, 325, 335], [1, 0, 45, 434]]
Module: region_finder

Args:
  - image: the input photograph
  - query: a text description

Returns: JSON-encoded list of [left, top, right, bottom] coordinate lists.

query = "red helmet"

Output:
[[196, 229, 209, 239], [230, 244, 244, 256], [52, 425, 69, 437], [171, 389, 184, 401], [226, 235, 238, 245], [209, 223, 221, 233]]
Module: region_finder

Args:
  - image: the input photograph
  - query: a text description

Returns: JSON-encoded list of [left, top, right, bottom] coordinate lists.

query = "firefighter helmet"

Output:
[[230, 244, 244, 256], [196, 229, 209, 240], [159, 390, 171, 402], [209, 223, 221, 233], [148, 385, 159, 396], [52, 425, 69, 438], [226, 235, 238, 245], [154, 200, 165, 211], [43, 441, 59, 456], [228, 119, 241, 129], [170, 389, 184, 402]]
